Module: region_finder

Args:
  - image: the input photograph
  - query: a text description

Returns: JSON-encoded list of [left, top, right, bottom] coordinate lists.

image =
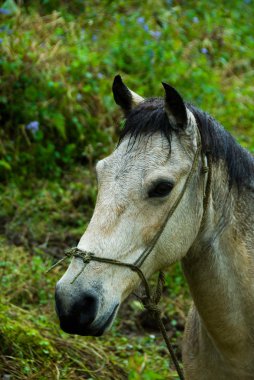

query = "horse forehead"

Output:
[[104, 135, 173, 176]]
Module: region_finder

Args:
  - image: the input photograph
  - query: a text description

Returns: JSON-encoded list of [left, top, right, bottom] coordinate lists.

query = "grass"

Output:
[[0, 0, 254, 180], [1, 0, 254, 378], [0, 166, 97, 255]]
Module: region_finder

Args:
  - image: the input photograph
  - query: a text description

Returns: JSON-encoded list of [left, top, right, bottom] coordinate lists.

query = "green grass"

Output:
[[0, 166, 97, 254], [0, 0, 254, 180], [1, 0, 254, 378]]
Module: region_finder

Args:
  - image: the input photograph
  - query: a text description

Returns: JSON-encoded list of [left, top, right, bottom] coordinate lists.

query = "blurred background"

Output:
[[0, 0, 253, 378]]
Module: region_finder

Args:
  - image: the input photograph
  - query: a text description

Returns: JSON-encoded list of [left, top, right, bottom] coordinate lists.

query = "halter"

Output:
[[48, 130, 212, 380]]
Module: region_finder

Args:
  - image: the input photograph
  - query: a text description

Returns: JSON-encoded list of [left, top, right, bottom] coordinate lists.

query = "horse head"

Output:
[[55, 76, 206, 336]]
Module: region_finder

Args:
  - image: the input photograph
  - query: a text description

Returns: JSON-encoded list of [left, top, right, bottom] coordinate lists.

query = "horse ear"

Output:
[[162, 82, 187, 129], [112, 75, 144, 116]]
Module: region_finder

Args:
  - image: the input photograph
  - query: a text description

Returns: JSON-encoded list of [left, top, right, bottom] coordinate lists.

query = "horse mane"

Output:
[[119, 98, 254, 189]]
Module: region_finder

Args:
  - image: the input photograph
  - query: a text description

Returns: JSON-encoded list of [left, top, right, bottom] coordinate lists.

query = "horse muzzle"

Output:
[[55, 284, 119, 336]]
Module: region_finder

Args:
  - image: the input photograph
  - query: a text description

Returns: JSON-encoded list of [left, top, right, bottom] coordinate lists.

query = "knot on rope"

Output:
[[202, 166, 208, 174], [63, 248, 95, 284], [140, 271, 165, 318], [64, 247, 76, 258], [142, 298, 160, 316], [65, 247, 94, 263]]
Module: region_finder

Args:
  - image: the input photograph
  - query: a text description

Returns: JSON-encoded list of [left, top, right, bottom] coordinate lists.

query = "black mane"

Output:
[[119, 98, 254, 189]]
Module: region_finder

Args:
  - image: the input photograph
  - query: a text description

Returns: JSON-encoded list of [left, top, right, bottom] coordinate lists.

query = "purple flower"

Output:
[[0, 8, 11, 15], [92, 34, 97, 41], [97, 72, 103, 79], [193, 16, 199, 23], [137, 17, 145, 24], [201, 47, 208, 54], [76, 93, 83, 101], [143, 24, 149, 32], [150, 30, 161, 39], [0, 38, 2, 44], [26, 121, 39, 133]]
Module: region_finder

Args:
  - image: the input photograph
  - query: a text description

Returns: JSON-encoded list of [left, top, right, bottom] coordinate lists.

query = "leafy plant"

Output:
[[0, 0, 253, 181]]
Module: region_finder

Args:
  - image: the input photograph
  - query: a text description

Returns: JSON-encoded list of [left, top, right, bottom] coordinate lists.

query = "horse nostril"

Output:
[[77, 294, 98, 326], [55, 289, 99, 335]]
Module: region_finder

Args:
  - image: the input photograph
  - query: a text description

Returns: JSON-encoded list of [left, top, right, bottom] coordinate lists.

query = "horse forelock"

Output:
[[119, 97, 254, 191], [119, 98, 172, 147]]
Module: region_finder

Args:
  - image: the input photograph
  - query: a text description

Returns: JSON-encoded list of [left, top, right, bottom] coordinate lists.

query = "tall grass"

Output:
[[0, 0, 253, 181]]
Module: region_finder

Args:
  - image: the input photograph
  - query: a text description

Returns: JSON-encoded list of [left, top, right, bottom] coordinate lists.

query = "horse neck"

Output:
[[182, 160, 254, 356]]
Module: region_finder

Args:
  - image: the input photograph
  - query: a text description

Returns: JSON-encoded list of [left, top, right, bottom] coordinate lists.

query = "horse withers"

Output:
[[55, 76, 254, 379]]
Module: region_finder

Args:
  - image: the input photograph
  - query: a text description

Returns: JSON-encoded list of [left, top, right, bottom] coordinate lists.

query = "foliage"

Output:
[[0, 166, 97, 254], [0, 0, 254, 181], [0, 0, 254, 379]]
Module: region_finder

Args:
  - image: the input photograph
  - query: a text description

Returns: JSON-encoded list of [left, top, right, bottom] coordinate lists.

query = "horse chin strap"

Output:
[[48, 131, 212, 380]]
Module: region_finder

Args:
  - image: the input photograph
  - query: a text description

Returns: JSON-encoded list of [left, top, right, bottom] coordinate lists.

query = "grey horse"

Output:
[[55, 76, 254, 379]]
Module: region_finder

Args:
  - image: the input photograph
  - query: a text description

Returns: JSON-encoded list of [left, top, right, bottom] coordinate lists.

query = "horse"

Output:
[[55, 75, 254, 379]]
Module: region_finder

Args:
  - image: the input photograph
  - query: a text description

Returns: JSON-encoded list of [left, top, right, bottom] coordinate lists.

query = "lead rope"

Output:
[[47, 131, 211, 380]]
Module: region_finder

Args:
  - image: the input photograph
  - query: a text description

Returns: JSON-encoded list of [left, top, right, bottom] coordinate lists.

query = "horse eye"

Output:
[[148, 181, 173, 198]]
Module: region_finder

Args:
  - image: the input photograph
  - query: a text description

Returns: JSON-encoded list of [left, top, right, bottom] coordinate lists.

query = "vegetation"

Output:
[[0, 0, 253, 378]]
